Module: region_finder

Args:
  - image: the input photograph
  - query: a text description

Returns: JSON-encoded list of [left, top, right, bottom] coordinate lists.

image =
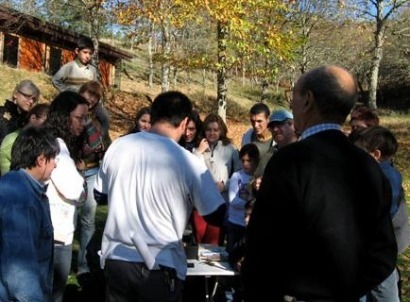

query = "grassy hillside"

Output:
[[1, 62, 409, 300]]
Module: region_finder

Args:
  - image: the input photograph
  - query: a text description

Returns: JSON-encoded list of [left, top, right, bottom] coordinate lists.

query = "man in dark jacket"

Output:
[[243, 65, 397, 302]]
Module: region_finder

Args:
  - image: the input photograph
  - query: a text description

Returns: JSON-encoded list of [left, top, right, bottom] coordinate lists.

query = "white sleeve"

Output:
[[50, 139, 84, 201], [192, 148, 206, 162], [188, 154, 225, 216], [94, 158, 106, 195], [229, 172, 240, 203]]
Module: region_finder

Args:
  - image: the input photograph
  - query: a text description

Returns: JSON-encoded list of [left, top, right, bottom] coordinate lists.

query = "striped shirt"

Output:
[[52, 59, 97, 93]]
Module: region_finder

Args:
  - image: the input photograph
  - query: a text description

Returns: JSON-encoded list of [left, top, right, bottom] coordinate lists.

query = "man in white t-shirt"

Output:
[[94, 91, 226, 302]]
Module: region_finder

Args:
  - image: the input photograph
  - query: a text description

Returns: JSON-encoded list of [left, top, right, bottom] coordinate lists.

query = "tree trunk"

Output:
[[161, 21, 171, 92], [261, 80, 269, 102], [217, 22, 228, 122], [202, 68, 206, 96], [368, 3, 386, 110], [81, 1, 102, 82], [148, 23, 154, 88], [242, 65, 246, 86], [88, 9, 101, 82], [172, 66, 178, 88]]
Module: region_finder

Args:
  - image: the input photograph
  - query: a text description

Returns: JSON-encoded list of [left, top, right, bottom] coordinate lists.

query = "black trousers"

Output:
[[105, 259, 184, 302]]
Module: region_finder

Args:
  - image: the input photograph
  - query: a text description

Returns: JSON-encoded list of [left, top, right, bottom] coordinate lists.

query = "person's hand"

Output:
[[236, 257, 245, 271], [253, 176, 262, 191], [196, 138, 209, 154], [76, 159, 86, 172], [239, 189, 252, 201], [215, 181, 225, 192]]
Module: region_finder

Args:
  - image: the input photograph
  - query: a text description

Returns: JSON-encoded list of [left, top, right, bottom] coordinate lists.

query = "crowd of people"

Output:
[[0, 34, 408, 302]]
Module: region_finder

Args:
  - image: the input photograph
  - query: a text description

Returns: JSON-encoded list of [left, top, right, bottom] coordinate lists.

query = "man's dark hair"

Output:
[[249, 103, 270, 117], [150, 91, 192, 127], [354, 126, 398, 159], [299, 66, 357, 123], [77, 36, 95, 52], [11, 126, 59, 170]]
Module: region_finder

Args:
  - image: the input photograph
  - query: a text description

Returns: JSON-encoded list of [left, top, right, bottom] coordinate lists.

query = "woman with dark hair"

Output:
[[180, 110, 203, 152], [126, 106, 151, 134], [43, 91, 88, 302]]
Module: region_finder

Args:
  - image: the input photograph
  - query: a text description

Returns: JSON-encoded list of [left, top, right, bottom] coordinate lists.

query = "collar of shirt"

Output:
[[300, 123, 342, 140], [19, 169, 48, 195], [379, 159, 394, 169], [75, 58, 89, 69]]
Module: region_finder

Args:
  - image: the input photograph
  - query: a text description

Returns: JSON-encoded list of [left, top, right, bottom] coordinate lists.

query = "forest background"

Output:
[[0, 0, 409, 301]]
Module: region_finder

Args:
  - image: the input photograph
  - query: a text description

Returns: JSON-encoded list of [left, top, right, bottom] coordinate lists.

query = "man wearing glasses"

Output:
[[0, 79, 40, 143]]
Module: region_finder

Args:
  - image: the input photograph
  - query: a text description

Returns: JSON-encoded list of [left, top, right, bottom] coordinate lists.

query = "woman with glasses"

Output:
[[0, 79, 40, 143], [43, 91, 89, 302]]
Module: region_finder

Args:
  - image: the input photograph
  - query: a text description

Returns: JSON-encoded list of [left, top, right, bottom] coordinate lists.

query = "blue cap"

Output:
[[268, 109, 293, 124]]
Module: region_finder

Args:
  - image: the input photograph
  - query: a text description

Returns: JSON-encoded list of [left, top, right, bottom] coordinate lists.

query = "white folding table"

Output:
[[186, 259, 238, 302]]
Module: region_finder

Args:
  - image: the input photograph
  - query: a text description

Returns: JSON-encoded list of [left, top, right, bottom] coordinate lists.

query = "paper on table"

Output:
[[198, 244, 228, 261]]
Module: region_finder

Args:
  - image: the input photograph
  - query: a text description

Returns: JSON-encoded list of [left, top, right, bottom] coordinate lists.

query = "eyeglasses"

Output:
[[18, 90, 38, 102], [72, 115, 88, 123]]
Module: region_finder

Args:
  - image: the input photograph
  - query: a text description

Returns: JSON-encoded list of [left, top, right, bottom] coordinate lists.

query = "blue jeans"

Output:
[[77, 169, 98, 274], [53, 244, 72, 302], [360, 268, 400, 302]]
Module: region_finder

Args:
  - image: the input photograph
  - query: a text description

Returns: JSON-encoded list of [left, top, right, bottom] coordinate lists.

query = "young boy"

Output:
[[226, 143, 259, 254], [354, 126, 409, 302], [52, 36, 98, 93]]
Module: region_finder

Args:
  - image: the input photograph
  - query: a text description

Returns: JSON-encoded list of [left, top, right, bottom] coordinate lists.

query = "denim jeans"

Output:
[[53, 244, 72, 302], [77, 169, 98, 274], [359, 268, 400, 302]]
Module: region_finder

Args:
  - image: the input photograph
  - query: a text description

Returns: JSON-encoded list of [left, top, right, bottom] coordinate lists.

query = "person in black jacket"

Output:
[[243, 65, 397, 302], [0, 79, 40, 143]]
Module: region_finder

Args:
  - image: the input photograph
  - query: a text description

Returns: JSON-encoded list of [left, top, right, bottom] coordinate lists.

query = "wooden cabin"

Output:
[[0, 5, 134, 88]]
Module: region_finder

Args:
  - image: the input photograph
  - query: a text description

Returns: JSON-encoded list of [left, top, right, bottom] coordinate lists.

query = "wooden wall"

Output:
[[19, 37, 45, 71]]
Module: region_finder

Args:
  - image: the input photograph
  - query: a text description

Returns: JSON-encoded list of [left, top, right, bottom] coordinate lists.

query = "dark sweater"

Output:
[[243, 130, 397, 302]]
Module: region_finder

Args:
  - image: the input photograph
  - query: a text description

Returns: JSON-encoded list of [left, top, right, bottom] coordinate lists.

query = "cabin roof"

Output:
[[0, 5, 134, 63]]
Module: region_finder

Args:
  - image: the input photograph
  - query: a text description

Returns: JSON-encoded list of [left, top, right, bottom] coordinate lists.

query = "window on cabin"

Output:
[[3, 34, 18, 68], [49, 47, 62, 75]]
